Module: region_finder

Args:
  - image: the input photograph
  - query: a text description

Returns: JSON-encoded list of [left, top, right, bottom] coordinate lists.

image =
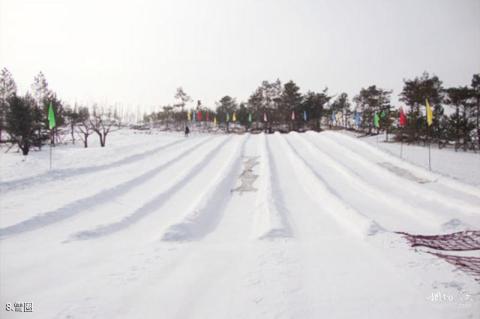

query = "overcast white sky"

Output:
[[1, 0, 479, 111]]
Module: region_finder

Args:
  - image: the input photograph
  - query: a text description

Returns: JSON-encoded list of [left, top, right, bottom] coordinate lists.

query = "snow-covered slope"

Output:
[[0, 131, 479, 318]]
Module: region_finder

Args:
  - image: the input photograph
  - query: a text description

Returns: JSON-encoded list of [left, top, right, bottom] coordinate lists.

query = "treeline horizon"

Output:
[[0, 68, 479, 155]]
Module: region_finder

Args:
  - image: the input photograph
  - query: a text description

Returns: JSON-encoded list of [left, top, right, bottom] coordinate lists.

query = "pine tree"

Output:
[[330, 93, 351, 128], [215, 96, 238, 123], [354, 86, 391, 135], [280, 80, 302, 130], [174, 87, 192, 111], [445, 86, 475, 151], [6, 94, 35, 155], [247, 88, 263, 129], [31, 72, 54, 148], [0, 68, 17, 142], [399, 72, 444, 143], [302, 89, 331, 131], [471, 74, 480, 149]]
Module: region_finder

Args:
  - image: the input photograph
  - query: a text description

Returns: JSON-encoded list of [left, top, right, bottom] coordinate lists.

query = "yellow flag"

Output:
[[232, 112, 236, 122], [187, 111, 191, 121], [214, 116, 217, 125], [426, 98, 433, 126]]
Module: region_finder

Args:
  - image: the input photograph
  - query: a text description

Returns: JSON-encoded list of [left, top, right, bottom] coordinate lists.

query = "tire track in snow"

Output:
[[0, 137, 190, 194], [253, 134, 293, 240], [277, 133, 384, 238], [293, 133, 447, 230], [319, 132, 480, 216], [161, 135, 249, 241], [324, 131, 480, 201], [67, 136, 234, 241], [0, 136, 218, 240]]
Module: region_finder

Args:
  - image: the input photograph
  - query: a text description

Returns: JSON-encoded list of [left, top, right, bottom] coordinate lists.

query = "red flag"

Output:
[[197, 111, 202, 121], [399, 107, 407, 127]]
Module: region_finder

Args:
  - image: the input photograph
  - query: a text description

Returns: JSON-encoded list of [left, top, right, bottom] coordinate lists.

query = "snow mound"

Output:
[[254, 134, 293, 240]]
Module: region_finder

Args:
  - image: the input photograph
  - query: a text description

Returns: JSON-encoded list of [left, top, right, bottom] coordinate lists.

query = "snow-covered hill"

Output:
[[1, 131, 479, 318]]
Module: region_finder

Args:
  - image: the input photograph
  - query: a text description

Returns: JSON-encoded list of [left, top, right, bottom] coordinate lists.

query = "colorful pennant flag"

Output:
[[291, 111, 295, 121], [187, 110, 191, 121], [263, 112, 267, 122], [373, 113, 380, 128], [48, 102, 56, 129], [232, 112, 236, 122], [399, 107, 407, 127], [214, 116, 217, 125], [226, 113, 230, 122], [355, 112, 362, 127], [248, 113, 252, 123], [426, 98, 433, 126], [303, 111, 307, 121]]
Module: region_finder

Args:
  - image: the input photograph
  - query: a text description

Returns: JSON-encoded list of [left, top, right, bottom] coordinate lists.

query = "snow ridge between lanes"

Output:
[[161, 135, 248, 241], [318, 132, 480, 217], [253, 134, 293, 240], [278, 133, 384, 238], [0, 136, 216, 240], [324, 131, 480, 200]]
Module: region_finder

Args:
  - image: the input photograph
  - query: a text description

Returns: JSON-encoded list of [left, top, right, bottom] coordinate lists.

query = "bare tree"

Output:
[[89, 106, 121, 147], [75, 107, 93, 148]]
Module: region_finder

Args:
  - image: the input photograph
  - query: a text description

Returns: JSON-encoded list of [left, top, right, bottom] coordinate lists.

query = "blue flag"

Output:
[[355, 112, 362, 127], [303, 111, 307, 121]]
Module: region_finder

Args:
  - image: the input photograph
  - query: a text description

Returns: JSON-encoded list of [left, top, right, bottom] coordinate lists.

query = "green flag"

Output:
[[248, 113, 252, 123], [380, 110, 386, 118], [48, 102, 56, 129], [226, 113, 230, 122], [373, 113, 380, 128]]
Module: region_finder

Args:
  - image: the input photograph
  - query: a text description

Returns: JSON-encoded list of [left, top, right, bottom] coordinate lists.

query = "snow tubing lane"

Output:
[[0, 137, 190, 194], [322, 131, 480, 201], [295, 133, 447, 229], [161, 135, 248, 241], [278, 133, 384, 238], [318, 132, 480, 216], [0, 136, 218, 240], [67, 136, 234, 241]]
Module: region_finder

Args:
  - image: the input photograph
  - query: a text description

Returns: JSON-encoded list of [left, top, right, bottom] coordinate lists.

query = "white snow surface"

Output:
[[0, 130, 479, 318]]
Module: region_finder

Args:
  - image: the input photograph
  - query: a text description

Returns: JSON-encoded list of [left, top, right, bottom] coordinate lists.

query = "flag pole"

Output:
[[400, 139, 403, 159], [400, 127, 403, 159], [428, 124, 431, 171], [49, 128, 53, 170]]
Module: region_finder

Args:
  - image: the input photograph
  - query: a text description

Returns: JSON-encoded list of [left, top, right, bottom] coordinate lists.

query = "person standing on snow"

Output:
[[185, 125, 190, 137]]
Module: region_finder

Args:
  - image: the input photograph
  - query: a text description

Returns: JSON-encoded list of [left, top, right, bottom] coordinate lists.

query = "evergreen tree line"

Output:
[[146, 73, 479, 151], [2, 69, 479, 155], [0, 69, 121, 155]]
